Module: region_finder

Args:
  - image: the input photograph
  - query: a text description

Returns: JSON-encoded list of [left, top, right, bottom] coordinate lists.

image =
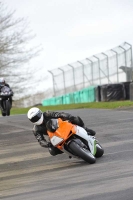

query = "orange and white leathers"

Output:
[[47, 118, 96, 157]]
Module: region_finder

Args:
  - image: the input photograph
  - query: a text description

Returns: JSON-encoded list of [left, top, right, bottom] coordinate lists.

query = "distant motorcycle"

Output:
[[0, 86, 13, 116], [46, 118, 104, 164]]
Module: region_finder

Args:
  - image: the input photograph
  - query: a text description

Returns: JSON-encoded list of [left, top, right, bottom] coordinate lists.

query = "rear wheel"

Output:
[[68, 141, 96, 164]]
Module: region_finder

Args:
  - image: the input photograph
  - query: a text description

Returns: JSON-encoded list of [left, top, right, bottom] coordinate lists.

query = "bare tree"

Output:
[[0, 2, 41, 68], [0, 2, 42, 101]]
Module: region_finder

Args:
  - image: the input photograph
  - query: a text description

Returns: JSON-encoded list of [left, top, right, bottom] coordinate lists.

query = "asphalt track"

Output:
[[0, 108, 133, 200]]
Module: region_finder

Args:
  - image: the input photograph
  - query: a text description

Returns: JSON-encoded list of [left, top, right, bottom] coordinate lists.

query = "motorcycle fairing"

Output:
[[75, 126, 89, 140], [50, 136, 64, 146], [47, 118, 76, 141], [75, 126, 96, 155], [47, 118, 77, 149]]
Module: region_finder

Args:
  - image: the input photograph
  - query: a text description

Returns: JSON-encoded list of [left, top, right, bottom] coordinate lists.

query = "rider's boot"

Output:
[[84, 127, 96, 136], [48, 143, 63, 156]]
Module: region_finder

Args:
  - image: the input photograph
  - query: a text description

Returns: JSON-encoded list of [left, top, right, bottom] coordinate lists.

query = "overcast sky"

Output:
[[4, 0, 133, 71]]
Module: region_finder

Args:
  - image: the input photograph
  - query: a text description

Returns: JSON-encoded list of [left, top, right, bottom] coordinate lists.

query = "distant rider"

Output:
[[0, 77, 13, 107], [27, 107, 96, 156]]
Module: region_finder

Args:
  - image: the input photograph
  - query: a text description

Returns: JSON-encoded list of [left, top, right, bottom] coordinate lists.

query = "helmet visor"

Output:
[[30, 112, 42, 123]]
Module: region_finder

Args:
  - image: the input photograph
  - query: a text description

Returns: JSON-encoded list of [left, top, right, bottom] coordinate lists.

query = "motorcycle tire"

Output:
[[68, 141, 96, 164], [6, 100, 11, 116], [1, 101, 6, 116], [1, 111, 6, 116], [95, 143, 104, 158]]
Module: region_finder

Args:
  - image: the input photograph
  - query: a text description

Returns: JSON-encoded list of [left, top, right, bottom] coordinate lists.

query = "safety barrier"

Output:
[[42, 86, 96, 106], [130, 82, 133, 101], [100, 83, 126, 102], [42, 82, 132, 106], [97, 82, 131, 102]]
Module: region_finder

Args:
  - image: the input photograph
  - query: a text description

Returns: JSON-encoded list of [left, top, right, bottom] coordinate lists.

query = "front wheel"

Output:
[[68, 141, 96, 164], [1, 100, 6, 116], [95, 143, 104, 158], [1, 111, 6, 116], [6, 100, 11, 116]]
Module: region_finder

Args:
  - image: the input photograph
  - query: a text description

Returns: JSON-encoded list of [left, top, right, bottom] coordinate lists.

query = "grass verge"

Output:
[[9, 100, 133, 115]]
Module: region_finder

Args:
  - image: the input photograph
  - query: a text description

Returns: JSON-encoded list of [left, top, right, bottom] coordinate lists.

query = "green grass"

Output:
[[9, 100, 133, 115]]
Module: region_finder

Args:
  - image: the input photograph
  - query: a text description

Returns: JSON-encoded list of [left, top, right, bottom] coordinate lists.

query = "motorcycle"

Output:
[[46, 118, 104, 164], [0, 86, 13, 116]]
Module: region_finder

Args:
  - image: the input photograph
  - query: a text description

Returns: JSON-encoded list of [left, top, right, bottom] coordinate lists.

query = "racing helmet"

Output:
[[0, 77, 5, 87], [27, 107, 44, 125]]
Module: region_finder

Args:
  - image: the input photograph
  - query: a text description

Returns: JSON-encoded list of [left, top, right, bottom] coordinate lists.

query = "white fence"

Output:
[[48, 42, 132, 97]]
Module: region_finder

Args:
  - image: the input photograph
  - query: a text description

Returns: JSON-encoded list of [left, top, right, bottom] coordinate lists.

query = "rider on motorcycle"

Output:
[[0, 77, 13, 107], [27, 107, 96, 156]]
